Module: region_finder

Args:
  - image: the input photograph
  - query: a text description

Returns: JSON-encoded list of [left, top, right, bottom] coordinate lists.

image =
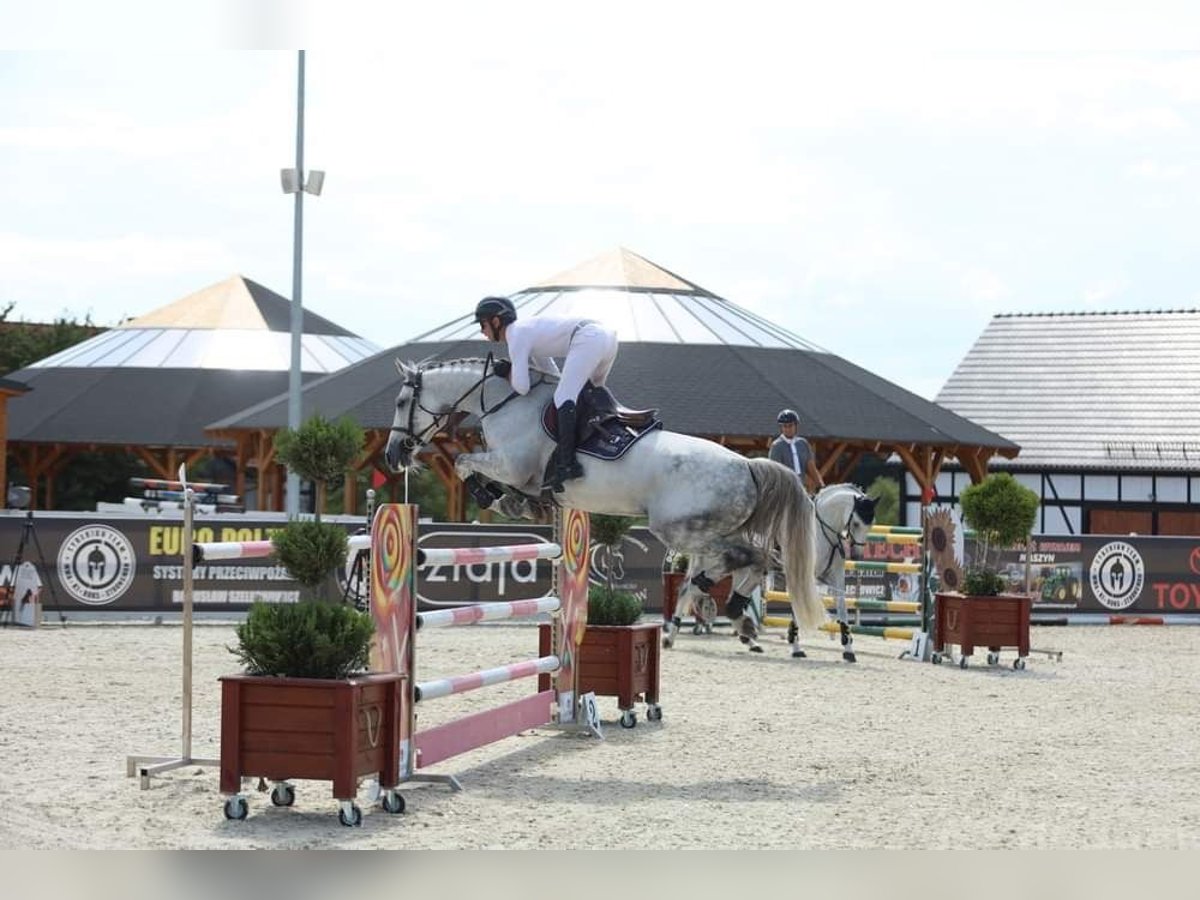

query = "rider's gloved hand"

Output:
[[492, 359, 512, 380]]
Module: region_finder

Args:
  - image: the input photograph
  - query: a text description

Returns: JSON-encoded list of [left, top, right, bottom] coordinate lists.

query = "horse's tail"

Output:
[[744, 459, 822, 630]]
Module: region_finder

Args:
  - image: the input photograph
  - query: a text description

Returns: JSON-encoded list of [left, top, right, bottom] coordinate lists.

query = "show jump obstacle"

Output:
[[369, 503, 594, 796], [127, 479, 594, 823]]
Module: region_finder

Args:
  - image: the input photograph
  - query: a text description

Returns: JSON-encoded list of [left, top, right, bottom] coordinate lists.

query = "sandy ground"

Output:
[[1, 618, 1198, 849]]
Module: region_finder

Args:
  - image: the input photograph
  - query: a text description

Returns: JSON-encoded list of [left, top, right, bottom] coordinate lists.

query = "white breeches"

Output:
[[554, 325, 619, 407]]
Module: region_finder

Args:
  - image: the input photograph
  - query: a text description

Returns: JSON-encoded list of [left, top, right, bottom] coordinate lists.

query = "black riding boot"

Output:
[[545, 400, 585, 492]]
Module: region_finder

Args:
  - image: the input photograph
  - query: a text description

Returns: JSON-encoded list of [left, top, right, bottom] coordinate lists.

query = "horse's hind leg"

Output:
[[687, 544, 768, 654], [787, 616, 805, 658], [726, 568, 765, 653]]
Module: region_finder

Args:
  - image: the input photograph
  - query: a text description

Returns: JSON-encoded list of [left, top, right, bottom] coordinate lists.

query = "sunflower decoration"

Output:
[[926, 508, 964, 592]]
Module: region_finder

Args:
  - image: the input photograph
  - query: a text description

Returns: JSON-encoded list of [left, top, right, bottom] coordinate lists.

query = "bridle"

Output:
[[815, 487, 872, 582], [388, 356, 542, 454]]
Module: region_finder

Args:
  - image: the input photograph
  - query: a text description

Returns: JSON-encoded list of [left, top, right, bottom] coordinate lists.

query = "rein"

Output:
[[389, 356, 548, 450], [815, 490, 867, 582]]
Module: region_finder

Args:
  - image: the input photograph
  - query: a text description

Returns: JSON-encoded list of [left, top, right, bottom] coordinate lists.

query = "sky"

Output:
[[3, 2, 1200, 400]]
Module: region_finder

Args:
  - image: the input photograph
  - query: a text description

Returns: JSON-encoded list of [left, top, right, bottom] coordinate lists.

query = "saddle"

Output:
[[540, 383, 662, 462]]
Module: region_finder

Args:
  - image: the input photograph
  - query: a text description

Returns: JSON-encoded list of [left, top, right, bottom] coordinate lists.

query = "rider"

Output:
[[769, 408, 824, 493], [474, 296, 620, 491]]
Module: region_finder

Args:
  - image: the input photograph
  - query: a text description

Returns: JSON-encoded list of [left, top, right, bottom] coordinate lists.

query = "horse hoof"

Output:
[[749, 645, 764, 654], [738, 635, 750, 645], [791, 649, 807, 659], [843, 651, 857, 663]]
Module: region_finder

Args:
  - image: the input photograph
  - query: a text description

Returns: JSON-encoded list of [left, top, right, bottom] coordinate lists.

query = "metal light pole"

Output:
[[280, 50, 324, 517]]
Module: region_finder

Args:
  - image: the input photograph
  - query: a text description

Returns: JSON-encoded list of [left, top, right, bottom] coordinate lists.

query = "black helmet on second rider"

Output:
[[475, 296, 517, 327], [777, 409, 800, 425]]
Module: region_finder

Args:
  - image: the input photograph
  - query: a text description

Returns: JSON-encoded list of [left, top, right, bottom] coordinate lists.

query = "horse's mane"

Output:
[[407, 356, 559, 381]]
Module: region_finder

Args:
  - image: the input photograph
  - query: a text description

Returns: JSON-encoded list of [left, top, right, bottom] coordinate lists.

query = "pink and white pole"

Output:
[[416, 597, 561, 630], [414, 655, 561, 702], [194, 533, 372, 562]]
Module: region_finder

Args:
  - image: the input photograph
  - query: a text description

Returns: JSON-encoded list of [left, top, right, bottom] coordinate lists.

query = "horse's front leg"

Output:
[[661, 577, 693, 649], [455, 451, 535, 507], [830, 570, 855, 663]]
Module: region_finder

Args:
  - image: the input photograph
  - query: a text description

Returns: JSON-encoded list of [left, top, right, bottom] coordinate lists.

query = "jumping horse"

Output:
[[383, 357, 823, 648]]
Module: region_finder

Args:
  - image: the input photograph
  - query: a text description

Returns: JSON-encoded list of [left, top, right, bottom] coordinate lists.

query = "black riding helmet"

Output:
[[777, 409, 799, 425], [475, 295, 517, 326]]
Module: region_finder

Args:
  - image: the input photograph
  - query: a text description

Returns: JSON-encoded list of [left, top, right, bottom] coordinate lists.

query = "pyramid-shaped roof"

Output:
[[6, 275, 380, 448], [412, 247, 823, 349], [30, 275, 378, 372], [210, 250, 1016, 472]]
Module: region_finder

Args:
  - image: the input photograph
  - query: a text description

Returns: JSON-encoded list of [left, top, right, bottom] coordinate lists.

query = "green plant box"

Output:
[[934, 592, 1031, 660], [538, 621, 661, 716], [219, 672, 404, 801]]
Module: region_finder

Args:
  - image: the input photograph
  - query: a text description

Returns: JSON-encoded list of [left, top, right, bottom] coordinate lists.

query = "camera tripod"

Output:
[[3, 509, 66, 628]]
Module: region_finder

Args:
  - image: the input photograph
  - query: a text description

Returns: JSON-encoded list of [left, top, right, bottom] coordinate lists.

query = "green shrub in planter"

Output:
[[231, 600, 375, 679], [271, 519, 349, 601], [587, 585, 644, 626], [959, 472, 1039, 596], [272, 412, 364, 599]]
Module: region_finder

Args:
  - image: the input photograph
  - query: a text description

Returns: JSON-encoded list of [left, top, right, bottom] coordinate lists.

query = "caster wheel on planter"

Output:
[[338, 802, 363, 827], [1013, 657, 1027, 671], [223, 796, 248, 821], [959, 656, 969, 669], [986, 652, 999, 667], [646, 704, 663, 722], [931, 653, 943, 665], [380, 790, 405, 814], [270, 783, 296, 807], [620, 709, 637, 729]]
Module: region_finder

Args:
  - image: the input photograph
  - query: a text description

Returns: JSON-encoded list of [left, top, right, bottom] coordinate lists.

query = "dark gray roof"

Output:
[[937, 310, 1200, 470], [5, 367, 324, 447], [209, 340, 1017, 452], [0, 376, 29, 393]]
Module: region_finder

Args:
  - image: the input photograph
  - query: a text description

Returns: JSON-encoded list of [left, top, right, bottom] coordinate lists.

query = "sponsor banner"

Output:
[[0, 513, 668, 614], [6, 511, 1195, 617], [991, 536, 1200, 615]]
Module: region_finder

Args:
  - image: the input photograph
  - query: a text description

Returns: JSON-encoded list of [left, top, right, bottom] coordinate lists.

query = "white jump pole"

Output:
[[125, 464, 220, 789]]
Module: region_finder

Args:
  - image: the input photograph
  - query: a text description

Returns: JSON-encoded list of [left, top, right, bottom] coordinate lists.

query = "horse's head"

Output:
[[385, 359, 427, 471], [816, 484, 879, 546], [384, 358, 491, 471], [849, 491, 879, 543]]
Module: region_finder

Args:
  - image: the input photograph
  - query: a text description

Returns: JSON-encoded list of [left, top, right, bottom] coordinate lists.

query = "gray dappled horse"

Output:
[[663, 483, 878, 657], [383, 358, 823, 646]]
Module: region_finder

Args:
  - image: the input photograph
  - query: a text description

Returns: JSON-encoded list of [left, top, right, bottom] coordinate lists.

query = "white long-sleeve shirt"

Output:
[[502, 316, 579, 394]]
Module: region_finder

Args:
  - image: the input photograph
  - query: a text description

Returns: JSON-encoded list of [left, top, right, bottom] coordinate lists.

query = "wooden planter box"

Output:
[[933, 592, 1032, 669], [539, 621, 662, 728], [219, 672, 405, 818]]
